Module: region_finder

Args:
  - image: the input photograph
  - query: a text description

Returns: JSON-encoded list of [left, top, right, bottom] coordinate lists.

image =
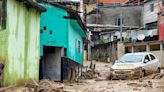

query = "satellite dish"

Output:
[[138, 34, 145, 41]]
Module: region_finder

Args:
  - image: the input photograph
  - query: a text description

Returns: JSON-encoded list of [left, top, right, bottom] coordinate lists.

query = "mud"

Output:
[[63, 62, 164, 92], [0, 62, 164, 92]]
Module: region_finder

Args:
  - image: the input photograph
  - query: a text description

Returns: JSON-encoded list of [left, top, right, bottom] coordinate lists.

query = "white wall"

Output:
[[143, 0, 158, 25]]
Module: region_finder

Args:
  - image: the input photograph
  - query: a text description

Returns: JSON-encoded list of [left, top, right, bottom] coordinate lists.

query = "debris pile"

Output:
[[80, 70, 96, 79], [151, 73, 164, 79], [37, 79, 64, 92], [127, 81, 153, 88], [0, 79, 64, 92]]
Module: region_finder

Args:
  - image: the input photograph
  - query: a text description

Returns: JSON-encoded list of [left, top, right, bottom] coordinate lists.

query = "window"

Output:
[[150, 44, 160, 51], [162, 0, 164, 6], [0, 0, 6, 29], [118, 54, 143, 63], [40, 30, 43, 33], [150, 3, 154, 12], [78, 41, 80, 53], [115, 17, 124, 26], [145, 55, 150, 61], [150, 54, 156, 60], [50, 30, 52, 35], [116, 18, 121, 26], [43, 26, 46, 30]]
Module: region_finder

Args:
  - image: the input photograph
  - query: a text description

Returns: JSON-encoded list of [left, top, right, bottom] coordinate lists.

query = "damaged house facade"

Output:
[[124, 0, 164, 68], [87, 4, 142, 62], [0, 0, 46, 86], [39, 2, 87, 81], [88, 0, 164, 68]]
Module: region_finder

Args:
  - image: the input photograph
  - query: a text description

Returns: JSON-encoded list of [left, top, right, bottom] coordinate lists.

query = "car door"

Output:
[[149, 54, 159, 72], [142, 54, 152, 74]]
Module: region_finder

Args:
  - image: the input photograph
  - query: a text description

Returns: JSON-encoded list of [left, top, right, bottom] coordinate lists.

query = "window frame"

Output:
[[144, 55, 150, 62], [77, 40, 80, 53], [0, 0, 7, 30], [149, 54, 156, 61], [150, 3, 154, 12]]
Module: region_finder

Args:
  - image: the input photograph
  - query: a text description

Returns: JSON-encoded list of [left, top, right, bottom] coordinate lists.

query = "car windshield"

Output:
[[117, 54, 143, 63]]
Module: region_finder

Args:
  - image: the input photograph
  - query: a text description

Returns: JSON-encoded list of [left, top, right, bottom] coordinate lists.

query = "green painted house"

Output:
[[39, 2, 87, 81], [0, 0, 46, 86]]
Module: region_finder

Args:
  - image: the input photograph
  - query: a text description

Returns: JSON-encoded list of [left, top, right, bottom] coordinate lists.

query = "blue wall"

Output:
[[40, 3, 86, 64]]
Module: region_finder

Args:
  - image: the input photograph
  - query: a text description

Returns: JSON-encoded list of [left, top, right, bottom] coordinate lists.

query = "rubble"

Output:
[[151, 73, 164, 79], [37, 79, 64, 92], [0, 85, 16, 92], [80, 70, 95, 79], [0, 79, 64, 92], [0, 62, 164, 92]]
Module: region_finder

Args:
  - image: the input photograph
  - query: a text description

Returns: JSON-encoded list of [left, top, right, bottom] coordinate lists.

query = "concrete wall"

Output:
[[150, 51, 164, 68], [91, 42, 117, 62], [117, 42, 125, 59], [0, 0, 41, 86], [124, 41, 164, 68], [87, 6, 142, 27], [67, 20, 84, 64], [143, 0, 158, 25], [40, 4, 68, 56], [40, 3, 86, 64], [42, 47, 64, 81]]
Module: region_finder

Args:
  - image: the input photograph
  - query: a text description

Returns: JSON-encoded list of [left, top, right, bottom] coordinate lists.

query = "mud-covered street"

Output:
[[0, 62, 164, 92], [63, 62, 164, 92]]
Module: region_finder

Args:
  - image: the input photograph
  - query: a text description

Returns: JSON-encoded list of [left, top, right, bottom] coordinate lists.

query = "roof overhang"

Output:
[[41, 1, 88, 33], [17, 0, 46, 12]]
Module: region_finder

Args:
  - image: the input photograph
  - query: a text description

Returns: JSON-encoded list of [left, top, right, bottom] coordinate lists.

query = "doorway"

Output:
[[39, 46, 64, 81]]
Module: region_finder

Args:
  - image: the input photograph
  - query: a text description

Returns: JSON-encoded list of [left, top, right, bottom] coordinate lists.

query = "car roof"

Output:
[[125, 52, 152, 56]]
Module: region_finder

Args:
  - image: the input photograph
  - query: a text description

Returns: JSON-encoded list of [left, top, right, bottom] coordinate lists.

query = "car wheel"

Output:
[[157, 68, 161, 73]]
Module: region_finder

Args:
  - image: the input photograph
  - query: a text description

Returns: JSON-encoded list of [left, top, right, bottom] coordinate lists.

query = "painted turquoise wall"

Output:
[[40, 3, 86, 64], [67, 20, 84, 64], [0, 0, 41, 86], [40, 4, 68, 56]]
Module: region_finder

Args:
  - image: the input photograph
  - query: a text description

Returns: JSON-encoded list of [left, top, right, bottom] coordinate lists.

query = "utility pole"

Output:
[[120, 12, 123, 42], [120, 0, 123, 42], [80, 0, 84, 21]]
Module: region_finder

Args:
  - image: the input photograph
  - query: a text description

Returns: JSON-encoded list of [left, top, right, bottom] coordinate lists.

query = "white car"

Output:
[[110, 52, 161, 79]]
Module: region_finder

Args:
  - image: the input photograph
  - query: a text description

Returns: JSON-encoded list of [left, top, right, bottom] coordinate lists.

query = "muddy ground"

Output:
[[64, 62, 164, 92], [0, 62, 164, 92]]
